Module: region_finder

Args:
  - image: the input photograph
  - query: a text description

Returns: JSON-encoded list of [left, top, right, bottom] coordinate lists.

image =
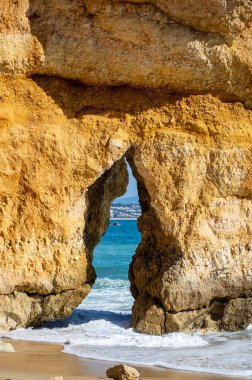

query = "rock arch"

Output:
[[0, 1, 252, 334], [0, 79, 251, 332]]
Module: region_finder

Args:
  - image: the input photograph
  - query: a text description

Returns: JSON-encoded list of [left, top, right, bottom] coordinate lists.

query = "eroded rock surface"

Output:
[[106, 364, 140, 380], [0, 1, 251, 333]]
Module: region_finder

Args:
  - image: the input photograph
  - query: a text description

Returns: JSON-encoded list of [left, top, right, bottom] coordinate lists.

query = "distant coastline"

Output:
[[110, 202, 141, 219]]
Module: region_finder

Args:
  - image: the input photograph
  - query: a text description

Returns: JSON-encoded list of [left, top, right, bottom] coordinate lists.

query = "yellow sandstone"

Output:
[[0, 0, 251, 334]]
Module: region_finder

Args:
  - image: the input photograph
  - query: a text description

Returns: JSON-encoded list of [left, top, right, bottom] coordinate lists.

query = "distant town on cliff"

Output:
[[111, 196, 141, 219]]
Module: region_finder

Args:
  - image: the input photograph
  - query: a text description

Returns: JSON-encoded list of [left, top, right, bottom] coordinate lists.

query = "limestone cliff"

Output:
[[0, 1, 251, 334]]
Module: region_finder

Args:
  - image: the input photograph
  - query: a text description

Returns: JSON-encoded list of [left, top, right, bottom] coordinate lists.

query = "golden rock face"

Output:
[[0, 1, 251, 333]]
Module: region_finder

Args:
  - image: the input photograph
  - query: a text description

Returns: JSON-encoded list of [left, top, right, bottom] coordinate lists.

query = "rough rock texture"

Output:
[[106, 364, 140, 380], [22, 0, 252, 108], [0, 0, 43, 74], [0, 1, 251, 333], [129, 106, 252, 333]]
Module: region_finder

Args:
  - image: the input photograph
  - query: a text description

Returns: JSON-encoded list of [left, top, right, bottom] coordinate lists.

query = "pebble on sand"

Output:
[[0, 341, 15, 352]]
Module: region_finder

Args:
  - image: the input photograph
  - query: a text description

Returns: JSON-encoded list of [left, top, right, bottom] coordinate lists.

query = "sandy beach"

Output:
[[0, 339, 244, 380]]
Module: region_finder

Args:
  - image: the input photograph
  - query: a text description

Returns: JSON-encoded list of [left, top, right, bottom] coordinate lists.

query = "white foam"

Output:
[[2, 279, 252, 377], [79, 278, 133, 314]]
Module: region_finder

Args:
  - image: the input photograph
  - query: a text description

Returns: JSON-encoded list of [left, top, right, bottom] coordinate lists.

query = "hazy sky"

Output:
[[125, 166, 138, 197], [118, 162, 138, 199]]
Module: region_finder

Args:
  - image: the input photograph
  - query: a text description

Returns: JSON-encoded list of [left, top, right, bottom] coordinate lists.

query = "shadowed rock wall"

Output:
[[0, 1, 251, 333]]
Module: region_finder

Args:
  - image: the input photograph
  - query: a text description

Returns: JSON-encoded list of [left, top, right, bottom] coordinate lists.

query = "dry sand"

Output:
[[0, 339, 244, 380]]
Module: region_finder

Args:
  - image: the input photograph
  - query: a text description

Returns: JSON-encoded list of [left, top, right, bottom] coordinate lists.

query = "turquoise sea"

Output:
[[94, 219, 141, 281], [3, 220, 252, 377]]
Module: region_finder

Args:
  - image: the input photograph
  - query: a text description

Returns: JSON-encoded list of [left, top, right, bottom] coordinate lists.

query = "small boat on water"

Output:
[[112, 222, 120, 226]]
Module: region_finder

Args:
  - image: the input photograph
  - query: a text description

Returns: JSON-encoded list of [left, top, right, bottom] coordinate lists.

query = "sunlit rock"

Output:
[[0, 0, 251, 334]]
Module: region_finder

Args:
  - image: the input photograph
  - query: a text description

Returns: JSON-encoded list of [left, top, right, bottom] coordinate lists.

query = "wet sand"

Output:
[[0, 339, 245, 380]]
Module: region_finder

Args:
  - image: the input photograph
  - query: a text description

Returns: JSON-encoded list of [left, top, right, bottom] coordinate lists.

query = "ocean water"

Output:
[[2, 220, 252, 377]]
